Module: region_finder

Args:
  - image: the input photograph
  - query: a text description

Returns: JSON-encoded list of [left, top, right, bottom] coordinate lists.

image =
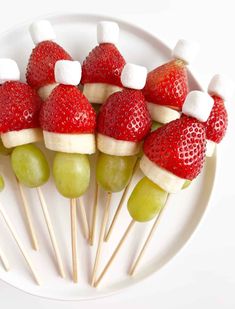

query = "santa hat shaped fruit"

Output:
[[205, 74, 234, 156], [97, 63, 151, 156], [26, 20, 72, 101], [0, 59, 42, 148], [82, 21, 126, 104], [40, 60, 96, 154], [143, 39, 199, 124]]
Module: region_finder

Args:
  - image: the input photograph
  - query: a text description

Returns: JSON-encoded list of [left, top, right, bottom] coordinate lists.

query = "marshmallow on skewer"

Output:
[[172, 39, 199, 65], [121, 63, 147, 90], [29, 20, 56, 45], [208, 74, 234, 101], [97, 21, 119, 45]]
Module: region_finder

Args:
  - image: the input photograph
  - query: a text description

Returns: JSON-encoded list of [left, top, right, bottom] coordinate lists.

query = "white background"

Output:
[[0, 0, 235, 308]]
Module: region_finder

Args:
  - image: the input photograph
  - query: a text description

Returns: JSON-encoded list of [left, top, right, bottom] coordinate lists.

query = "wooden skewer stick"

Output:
[[105, 160, 139, 242], [36, 187, 65, 278], [91, 191, 112, 286], [0, 206, 41, 285], [129, 204, 166, 276], [70, 198, 78, 283], [89, 182, 99, 246], [94, 219, 135, 287], [77, 197, 89, 240], [0, 244, 10, 271], [16, 180, 39, 250]]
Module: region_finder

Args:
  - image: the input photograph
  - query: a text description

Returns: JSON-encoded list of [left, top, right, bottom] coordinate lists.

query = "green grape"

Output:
[[53, 152, 90, 198], [96, 153, 137, 192], [151, 121, 163, 132], [182, 180, 191, 189], [0, 175, 5, 192], [11, 144, 50, 188], [128, 176, 168, 222], [0, 138, 12, 156]]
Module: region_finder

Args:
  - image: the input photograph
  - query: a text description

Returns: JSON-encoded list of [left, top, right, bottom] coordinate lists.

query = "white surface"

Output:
[[0, 1, 234, 308]]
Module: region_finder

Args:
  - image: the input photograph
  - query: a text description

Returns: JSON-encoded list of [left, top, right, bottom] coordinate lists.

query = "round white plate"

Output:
[[0, 13, 216, 301]]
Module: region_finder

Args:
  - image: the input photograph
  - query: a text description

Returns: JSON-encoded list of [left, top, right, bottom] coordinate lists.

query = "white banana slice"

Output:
[[147, 102, 181, 124], [206, 139, 216, 157], [43, 131, 96, 154], [97, 133, 140, 156], [140, 155, 186, 193], [83, 83, 122, 104], [1, 128, 43, 148], [38, 83, 58, 101]]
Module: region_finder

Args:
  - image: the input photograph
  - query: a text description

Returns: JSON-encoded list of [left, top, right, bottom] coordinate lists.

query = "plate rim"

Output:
[[0, 11, 217, 302]]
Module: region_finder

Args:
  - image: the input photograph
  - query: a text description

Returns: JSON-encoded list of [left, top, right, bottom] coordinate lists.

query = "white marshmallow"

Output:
[[29, 20, 56, 45], [121, 63, 147, 90], [97, 21, 119, 44], [0, 59, 20, 84], [55, 60, 81, 86], [172, 39, 199, 65], [208, 74, 234, 101], [182, 90, 214, 122]]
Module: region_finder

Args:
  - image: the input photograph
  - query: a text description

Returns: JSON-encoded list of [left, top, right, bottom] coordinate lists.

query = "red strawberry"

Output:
[[81, 43, 125, 87], [97, 89, 151, 142], [0, 81, 42, 133], [143, 116, 206, 180], [142, 59, 189, 110], [40, 85, 96, 134], [205, 95, 228, 143], [26, 41, 72, 90]]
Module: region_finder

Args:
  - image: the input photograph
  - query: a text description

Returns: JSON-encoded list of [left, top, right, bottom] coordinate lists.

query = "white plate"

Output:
[[0, 13, 216, 301]]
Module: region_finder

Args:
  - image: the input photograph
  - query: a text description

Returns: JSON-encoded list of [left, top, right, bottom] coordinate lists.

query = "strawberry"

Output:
[[142, 59, 189, 110], [26, 41, 72, 90], [97, 89, 151, 142], [40, 85, 96, 133], [205, 95, 228, 143], [0, 81, 42, 133], [81, 43, 125, 87], [143, 116, 206, 180]]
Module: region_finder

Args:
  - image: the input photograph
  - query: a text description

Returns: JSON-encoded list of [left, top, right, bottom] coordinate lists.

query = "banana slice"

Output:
[[43, 131, 96, 154], [38, 83, 58, 101], [206, 139, 216, 157], [140, 155, 186, 193], [83, 83, 122, 104], [1, 128, 43, 148], [147, 102, 181, 124], [97, 133, 140, 156]]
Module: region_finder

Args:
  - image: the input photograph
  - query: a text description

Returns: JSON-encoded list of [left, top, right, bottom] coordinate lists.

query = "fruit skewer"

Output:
[[26, 20, 72, 101], [92, 63, 151, 285], [40, 60, 96, 282], [105, 39, 199, 242], [81, 21, 126, 245], [93, 90, 214, 287], [129, 74, 234, 275], [0, 59, 65, 278]]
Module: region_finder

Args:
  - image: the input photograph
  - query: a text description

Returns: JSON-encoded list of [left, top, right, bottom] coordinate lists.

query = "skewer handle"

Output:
[[0, 206, 41, 285], [70, 198, 78, 283], [94, 219, 135, 287], [77, 197, 89, 240], [91, 191, 112, 286], [129, 203, 167, 276], [89, 182, 99, 245], [36, 187, 65, 278], [16, 180, 39, 250], [0, 245, 10, 271]]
